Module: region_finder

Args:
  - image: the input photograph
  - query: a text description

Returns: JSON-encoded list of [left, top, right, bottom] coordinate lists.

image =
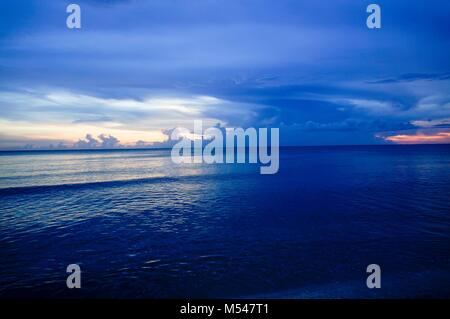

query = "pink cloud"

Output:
[[384, 132, 450, 144]]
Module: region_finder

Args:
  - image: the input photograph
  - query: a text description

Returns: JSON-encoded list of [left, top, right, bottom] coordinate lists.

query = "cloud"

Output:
[[335, 98, 398, 115], [411, 118, 450, 128], [73, 134, 101, 148], [0, 88, 273, 147], [0, 132, 70, 150], [407, 95, 450, 118], [384, 131, 450, 144], [1, 1, 450, 146], [368, 72, 450, 84], [296, 94, 401, 116], [98, 133, 120, 148], [300, 89, 450, 120], [0, 89, 269, 128], [287, 119, 414, 132], [73, 133, 120, 148]]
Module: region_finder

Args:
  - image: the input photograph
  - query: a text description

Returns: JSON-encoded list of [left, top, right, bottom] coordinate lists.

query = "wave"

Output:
[[0, 176, 181, 196], [0, 171, 254, 196]]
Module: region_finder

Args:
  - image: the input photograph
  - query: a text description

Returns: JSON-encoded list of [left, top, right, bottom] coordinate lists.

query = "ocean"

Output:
[[0, 145, 449, 298]]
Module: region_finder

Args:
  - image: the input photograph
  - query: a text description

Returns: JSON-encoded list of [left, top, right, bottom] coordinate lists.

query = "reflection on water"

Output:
[[0, 149, 232, 189], [0, 145, 449, 298]]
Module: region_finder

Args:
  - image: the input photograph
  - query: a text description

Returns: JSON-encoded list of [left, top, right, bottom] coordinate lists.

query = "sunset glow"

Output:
[[385, 132, 450, 144]]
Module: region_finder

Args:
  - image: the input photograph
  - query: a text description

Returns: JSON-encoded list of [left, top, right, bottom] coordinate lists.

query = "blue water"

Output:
[[0, 145, 449, 298]]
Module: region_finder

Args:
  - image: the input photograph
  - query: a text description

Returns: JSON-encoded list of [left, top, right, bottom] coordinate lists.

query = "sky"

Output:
[[0, 0, 449, 149]]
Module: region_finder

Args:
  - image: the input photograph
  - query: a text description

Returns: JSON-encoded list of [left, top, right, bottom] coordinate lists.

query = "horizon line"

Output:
[[1, 143, 450, 153]]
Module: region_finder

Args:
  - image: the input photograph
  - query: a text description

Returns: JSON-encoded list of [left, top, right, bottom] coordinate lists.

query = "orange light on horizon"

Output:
[[385, 132, 450, 144]]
